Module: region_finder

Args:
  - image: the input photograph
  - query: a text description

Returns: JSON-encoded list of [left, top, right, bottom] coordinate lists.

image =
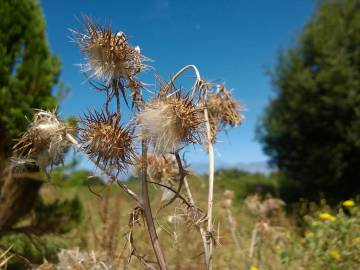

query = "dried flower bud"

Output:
[[221, 198, 233, 209], [79, 111, 136, 175], [137, 93, 204, 154], [135, 153, 179, 183], [244, 194, 285, 218], [223, 189, 235, 200], [206, 85, 245, 142], [71, 17, 148, 83], [13, 110, 72, 171]]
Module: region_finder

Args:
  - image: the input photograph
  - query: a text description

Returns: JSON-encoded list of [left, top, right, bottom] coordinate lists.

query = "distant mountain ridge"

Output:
[[189, 161, 274, 175]]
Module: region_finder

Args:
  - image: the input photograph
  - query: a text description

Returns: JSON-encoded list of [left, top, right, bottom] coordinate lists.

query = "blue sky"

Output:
[[40, 0, 315, 168]]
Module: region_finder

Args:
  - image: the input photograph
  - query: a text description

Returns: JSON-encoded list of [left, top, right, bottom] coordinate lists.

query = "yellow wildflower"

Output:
[[354, 237, 360, 244], [343, 200, 355, 207], [250, 267, 258, 270], [329, 249, 341, 261], [319, 213, 336, 222]]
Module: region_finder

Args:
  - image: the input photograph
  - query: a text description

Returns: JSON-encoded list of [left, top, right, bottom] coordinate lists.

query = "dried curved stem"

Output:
[[165, 64, 201, 96], [148, 181, 192, 209], [167, 64, 215, 270], [141, 140, 167, 270]]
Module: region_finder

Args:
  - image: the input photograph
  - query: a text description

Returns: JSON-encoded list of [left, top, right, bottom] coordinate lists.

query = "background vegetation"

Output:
[[1, 0, 360, 269], [257, 0, 360, 202]]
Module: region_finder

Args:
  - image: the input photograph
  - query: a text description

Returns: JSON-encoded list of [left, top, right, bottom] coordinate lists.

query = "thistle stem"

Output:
[[203, 101, 215, 270], [226, 208, 240, 250], [249, 224, 258, 258], [165, 64, 201, 95], [168, 64, 215, 269], [183, 177, 210, 268], [141, 140, 167, 270], [112, 79, 121, 119]]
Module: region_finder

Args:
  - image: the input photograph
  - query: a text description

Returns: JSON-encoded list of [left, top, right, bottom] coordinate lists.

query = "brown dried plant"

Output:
[[206, 84, 245, 142], [135, 153, 180, 196], [12, 16, 244, 270], [244, 194, 286, 219], [137, 92, 204, 155], [12, 110, 72, 171], [71, 16, 147, 84], [79, 110, 136, 176]]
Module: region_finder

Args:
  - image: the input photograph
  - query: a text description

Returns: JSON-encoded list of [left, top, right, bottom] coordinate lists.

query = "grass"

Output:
[[4, 169, 360, 269]]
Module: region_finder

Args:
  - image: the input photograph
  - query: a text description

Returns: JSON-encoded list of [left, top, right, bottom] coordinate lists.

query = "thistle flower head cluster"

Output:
[[136, 153, 179, 183], [72, 17, 147, 83], [221, 190, 235, 209], [244, 194, 286, 219], [137, 92, 204, 155], [13, 110, 72, 170], [207, 84, 245, 142], [79, 111, 135, 175]]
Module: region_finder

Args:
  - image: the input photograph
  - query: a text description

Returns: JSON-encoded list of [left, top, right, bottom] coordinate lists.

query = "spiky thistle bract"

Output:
[[137, 91, 204, 155], [79, 110, 136, 175], [71, 17, 148, 84]]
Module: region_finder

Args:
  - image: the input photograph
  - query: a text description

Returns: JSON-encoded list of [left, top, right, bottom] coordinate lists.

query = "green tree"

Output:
[[257, 0, 360, 202], [0, 0, 60, 159], [0, 1, 82, 266], [0, 0, 61, 232]]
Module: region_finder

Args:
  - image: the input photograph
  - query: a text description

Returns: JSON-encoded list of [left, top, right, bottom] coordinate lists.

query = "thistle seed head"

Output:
[[79, 111, 136, 175], [206, 85, 245, 142], [223, 189, 235, 200], [244, 194, 285, 218], [135, 153, 179, 183], [137, 93, 204, 155], [13, 110, 72, 170], [72, 17, 148, 83], [221, 198, 233, 209]]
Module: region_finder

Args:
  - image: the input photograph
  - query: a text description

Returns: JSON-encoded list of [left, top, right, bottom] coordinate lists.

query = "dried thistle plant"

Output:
[[244, 194, 286, 219], [206, 84, 245, 142], [71, 17, 148, 84], [41, 248, 113, 270], [13, 17, 245, 270], [12, 110, 72, 171], [0, 247, 14, 269], [137, 92, 204, 155], [79, 110, 136, 175], [221, 190, 235, 210]]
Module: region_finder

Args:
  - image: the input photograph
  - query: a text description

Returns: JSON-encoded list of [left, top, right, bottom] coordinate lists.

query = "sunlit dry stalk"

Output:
[[221, 190, 241, 250], [164, 65, 216, 270], [0, 247, 14, 269], [140, 141, 168, 270]]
